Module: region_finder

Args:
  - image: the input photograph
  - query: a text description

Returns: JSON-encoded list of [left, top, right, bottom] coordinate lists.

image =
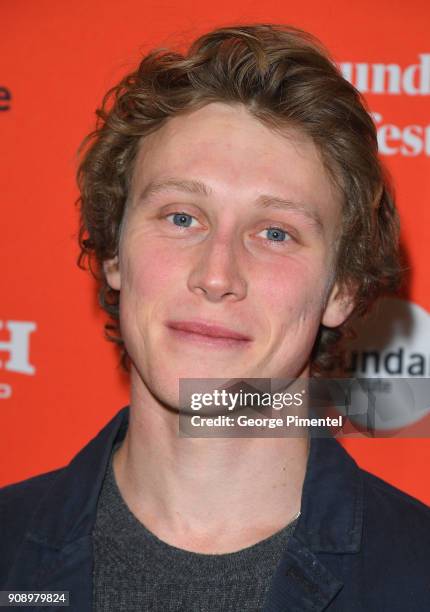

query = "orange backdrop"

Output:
[[2, 0, 430, 503]]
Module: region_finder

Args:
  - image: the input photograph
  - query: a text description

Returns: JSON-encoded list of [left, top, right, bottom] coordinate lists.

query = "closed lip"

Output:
[[165, 320, 252, 341]]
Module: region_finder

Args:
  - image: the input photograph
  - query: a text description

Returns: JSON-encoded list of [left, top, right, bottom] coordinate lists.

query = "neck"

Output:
[[113, 368, 310, 553]]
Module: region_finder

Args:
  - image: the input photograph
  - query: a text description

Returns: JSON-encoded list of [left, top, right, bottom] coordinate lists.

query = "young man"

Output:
[[1, 24, 430, 611]]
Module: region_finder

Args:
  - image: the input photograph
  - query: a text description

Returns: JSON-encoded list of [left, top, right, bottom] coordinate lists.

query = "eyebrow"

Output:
[[138, 178, 211, 201], [138, 178, 324, 233]]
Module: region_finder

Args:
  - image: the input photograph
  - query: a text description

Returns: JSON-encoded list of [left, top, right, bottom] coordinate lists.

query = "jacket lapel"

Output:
[[4, 408, 130, 611], [4, 535, 94, 611], [262, 536, 344, 611], [263, 435, 364, 611]]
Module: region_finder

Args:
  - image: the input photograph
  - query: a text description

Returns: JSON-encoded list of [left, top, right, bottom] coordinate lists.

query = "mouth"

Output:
[[165, 319, 253, 348]]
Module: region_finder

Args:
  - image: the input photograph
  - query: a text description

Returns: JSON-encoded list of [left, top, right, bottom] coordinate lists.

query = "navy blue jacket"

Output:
[[1, 407, 430, 611]]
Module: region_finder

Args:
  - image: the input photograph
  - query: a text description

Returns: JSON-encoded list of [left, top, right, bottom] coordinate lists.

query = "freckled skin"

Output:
[[104, 102, 353, 410]]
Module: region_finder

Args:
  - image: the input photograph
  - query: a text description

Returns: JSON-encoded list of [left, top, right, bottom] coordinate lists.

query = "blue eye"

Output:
[[262, 227, 289, 242], [171, 213, 193, 227]]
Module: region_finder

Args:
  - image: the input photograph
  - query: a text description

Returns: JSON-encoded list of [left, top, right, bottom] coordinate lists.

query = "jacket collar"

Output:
[[295, 431, 364, 554], [27, 406, 130, 549], [26, 406, 363, 554], [8, 407, 364, 609]]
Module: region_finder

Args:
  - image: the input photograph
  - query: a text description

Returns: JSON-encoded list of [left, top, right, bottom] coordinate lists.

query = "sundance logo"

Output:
[[372, 111, 430, 157], [340, 54, 430, 96], [344, 298, 429, 377], [0, 320, 37, 399], [339, 55, 430, 157], [339, 298, 430, 430]]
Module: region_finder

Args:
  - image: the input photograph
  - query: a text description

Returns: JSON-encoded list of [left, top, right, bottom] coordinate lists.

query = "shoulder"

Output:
[[0, 469, 64, 581], [360, 468, 430, 572], [361, 467, 430, 526], [0, 468, 63, 514]]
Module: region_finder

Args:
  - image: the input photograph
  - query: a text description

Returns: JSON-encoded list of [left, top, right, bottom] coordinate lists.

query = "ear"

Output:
[[103, 256, 121, 291], [322, 282, 355, 328]]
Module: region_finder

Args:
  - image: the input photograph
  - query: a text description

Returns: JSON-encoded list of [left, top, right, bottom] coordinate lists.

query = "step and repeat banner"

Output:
[[2, 1, 430, 502]]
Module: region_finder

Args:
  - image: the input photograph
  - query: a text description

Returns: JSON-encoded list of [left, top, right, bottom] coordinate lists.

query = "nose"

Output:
[[187, 232, 247, 303]]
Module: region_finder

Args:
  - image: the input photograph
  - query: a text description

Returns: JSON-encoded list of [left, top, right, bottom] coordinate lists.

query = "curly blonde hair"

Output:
[[77, 24, 401, 374]]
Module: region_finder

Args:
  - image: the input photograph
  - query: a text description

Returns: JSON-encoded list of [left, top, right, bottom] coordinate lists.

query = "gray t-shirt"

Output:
[[93, 449, 298, 612]]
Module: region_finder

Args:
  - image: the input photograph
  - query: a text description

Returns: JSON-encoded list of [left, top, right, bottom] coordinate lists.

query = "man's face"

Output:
[[104, 102, 352, 406]]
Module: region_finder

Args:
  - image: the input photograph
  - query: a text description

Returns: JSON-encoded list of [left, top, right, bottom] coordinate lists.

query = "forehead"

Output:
[[130, 102, 341, 230]]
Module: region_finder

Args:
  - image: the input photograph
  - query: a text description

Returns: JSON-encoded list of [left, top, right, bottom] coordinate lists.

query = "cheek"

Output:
[[122, 237, 187, 300], [118, 241, 187, 360], [256, 258, 329, 322]]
